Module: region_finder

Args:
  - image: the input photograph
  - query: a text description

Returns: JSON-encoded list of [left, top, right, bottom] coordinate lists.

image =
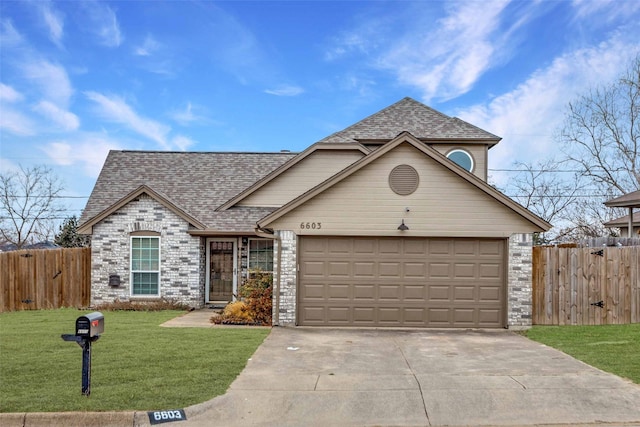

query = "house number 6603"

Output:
[[300, 222, 321, 230]]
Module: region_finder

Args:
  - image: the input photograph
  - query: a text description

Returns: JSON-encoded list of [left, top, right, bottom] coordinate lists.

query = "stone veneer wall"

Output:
[[90, 194, 203, 307], [274, 230, 297, 326], [507, 233, 534, 329]]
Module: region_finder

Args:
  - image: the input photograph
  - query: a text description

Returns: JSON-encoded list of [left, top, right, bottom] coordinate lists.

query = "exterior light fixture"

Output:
[[398, 220, 409, 231]]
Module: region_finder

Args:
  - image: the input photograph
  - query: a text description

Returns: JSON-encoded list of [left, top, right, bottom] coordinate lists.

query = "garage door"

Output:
[[298, 236, 505, 328]]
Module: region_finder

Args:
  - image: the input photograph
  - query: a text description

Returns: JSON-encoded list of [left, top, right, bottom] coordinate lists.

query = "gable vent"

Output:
[[389, 164, 419, 196]]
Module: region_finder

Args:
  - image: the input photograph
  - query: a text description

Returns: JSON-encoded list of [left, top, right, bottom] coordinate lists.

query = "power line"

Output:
[[6, 195, 89, 199], [489, 169, 583, 173]]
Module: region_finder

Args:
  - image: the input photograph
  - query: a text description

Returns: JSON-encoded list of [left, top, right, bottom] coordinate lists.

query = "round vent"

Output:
[[389, 164, 419, 195]]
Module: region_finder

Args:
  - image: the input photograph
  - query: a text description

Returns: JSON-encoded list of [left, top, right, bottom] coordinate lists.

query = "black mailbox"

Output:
[[75, 312, 104, 338]]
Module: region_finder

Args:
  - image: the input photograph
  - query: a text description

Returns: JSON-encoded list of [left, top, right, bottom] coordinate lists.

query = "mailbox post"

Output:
[[61, 312, 104, 396]]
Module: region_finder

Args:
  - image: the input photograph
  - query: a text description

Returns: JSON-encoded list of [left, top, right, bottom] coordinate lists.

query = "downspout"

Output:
[[628, 207, 633, 238], [255, 225, 281, 326]]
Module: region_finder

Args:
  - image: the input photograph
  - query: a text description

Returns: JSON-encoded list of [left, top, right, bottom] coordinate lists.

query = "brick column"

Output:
[[507, 233, 533, 329], [274, 230, 297, 326]]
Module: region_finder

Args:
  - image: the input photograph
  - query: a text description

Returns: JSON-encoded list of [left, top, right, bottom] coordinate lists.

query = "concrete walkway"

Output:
[[5, 310, 640, 426], [182, 328, 640, 427]]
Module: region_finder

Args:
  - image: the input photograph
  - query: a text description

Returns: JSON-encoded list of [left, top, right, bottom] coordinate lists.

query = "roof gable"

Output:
[[218, 143, 369, 210], [258, 132, 550, 233], [79, 150, 297, 231], [77, 185, 206, 234], [319, 97, 501, 144]]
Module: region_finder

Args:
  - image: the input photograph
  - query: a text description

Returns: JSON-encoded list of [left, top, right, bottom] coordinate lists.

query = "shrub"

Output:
[[93, 298, 191, 312], [212, 270, 272, 325]]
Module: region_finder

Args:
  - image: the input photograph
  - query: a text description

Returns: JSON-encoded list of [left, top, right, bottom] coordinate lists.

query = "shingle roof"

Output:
[[79, 151, 296, 231], [604, 190, 640, 208], [318, 97, 501, 144], [80, 98, 504, 233]]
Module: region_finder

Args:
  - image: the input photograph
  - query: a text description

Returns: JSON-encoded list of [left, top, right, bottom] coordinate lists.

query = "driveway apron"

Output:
[[184, 328, 640, 427]]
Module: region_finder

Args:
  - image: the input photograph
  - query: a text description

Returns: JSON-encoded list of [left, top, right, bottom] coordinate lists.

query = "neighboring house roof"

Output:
[[603, 213, 640, 228], [604, 190, 640, 208], [0, 241, 60, 251], [258, 132, 551, 232], [318, 97, 501, 145], [79, 151, 297, 233]]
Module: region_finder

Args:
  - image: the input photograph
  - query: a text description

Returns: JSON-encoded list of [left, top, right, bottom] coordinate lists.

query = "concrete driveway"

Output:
[[183, 327, 640, 427]]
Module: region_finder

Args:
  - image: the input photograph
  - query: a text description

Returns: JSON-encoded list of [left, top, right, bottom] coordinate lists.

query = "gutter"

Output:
[[254, 225, 281, 326]]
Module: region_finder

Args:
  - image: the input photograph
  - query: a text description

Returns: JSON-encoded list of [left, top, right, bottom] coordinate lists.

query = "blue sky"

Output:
[[1, 0, 640, 221]]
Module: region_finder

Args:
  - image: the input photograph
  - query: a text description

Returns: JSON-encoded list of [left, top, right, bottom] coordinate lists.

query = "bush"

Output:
[[93, 298, 191, 312], [212, 270, 272, 326]]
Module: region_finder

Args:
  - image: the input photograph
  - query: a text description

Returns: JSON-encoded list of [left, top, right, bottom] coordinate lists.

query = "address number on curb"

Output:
[[148, 409, 187, 424]]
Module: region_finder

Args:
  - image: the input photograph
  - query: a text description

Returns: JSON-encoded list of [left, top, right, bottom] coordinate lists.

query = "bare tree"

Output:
[[0, 165, 65, 249], [506, 160, 584, 243], [560, 55, 640, 196], [506, 54, 639, 242]]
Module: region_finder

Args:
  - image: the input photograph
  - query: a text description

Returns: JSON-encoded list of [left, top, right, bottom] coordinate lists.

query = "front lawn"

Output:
[[524, 324, 640, 384], [0, 309, 269, 412]]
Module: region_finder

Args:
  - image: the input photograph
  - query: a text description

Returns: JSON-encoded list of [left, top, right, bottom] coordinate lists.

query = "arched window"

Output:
[[446, 149, 474, 172]]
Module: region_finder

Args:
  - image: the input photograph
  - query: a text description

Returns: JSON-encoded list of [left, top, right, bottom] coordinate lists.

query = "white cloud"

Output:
[[264, 85, 304, 97], [0, 108, 36, 136], [33, 100, 79, 131], [572, 0, 640, 22], [171, 135, 195, 151], [43, 136, 120, 177], [378, 0, 511, 102], [22, 59, 73, 106], [134, 34, 160, 57], [324, 1, 519, 102], [38, 1, 64, 47], [325, 33, 373, 61], [0, 83, 23, 103], [455, 35, 640, 187], [82, 1, 122, 47], [85, 91, 170, 148], [169, 102, 211, 126], [0, 19, 23, 48]]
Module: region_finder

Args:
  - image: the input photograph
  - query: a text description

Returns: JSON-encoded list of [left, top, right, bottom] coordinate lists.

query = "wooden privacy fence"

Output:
[[0, 247, 90, 312], [533, 246, 640, 325]]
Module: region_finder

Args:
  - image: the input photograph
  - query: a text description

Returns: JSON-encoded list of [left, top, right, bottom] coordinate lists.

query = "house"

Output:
[[79, 97, 551, 329], [603, 190, 640, 237], [0, 241, 60, 252]]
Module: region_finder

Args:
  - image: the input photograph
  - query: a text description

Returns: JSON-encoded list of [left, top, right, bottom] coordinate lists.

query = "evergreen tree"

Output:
[[54, 216, 90, 248]]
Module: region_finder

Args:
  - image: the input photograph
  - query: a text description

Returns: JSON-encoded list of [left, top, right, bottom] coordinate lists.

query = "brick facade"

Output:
[[90, 197, 535, 328], [90, 194, 203, 307], [274, 230, 297, 326], [507, 233, 534, 329]]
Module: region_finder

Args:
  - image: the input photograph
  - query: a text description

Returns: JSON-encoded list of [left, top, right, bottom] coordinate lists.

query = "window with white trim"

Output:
[[446, 149, 474, 172], [131, 236, 160, 296], [248, 239, 274, 273]]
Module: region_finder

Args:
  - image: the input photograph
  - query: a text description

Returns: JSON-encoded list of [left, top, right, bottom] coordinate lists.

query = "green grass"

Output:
[[0, 309, 269, 412], [524, 324, 640, 384]]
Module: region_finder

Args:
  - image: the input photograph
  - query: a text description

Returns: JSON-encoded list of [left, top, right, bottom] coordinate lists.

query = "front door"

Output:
[[206, 239, 237, 303]]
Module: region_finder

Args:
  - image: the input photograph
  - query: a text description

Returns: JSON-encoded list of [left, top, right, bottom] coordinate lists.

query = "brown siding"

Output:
[[431, 144, 488, 181], [268, 143, 540, 237], [0, 248, 91, 312], [239, 150, 365, 207]]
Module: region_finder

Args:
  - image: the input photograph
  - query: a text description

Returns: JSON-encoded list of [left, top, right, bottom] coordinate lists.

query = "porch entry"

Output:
[[206, 238, 237, 303]]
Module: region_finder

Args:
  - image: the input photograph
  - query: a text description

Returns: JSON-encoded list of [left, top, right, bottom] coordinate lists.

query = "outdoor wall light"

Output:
[[398, 220, 409, 231]]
